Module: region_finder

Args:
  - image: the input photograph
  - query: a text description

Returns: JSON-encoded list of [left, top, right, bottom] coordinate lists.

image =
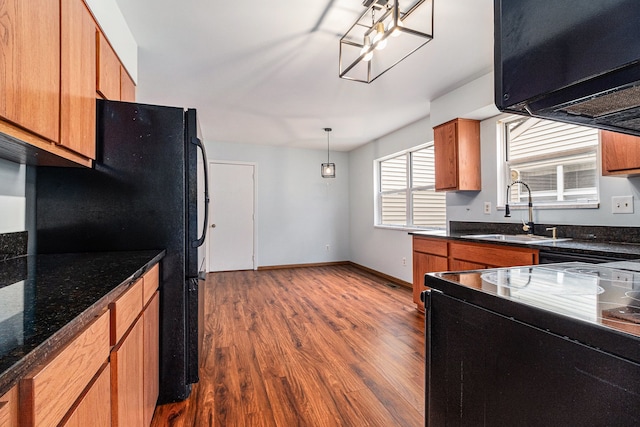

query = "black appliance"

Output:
[[494, 0, 640, 136], [33, 99, 209, 403], [423, 262, 640, 425], [538, 250, 627, 264]]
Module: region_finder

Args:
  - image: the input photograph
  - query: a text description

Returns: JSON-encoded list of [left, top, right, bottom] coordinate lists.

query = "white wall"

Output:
[[0, 159, 26, 233], [348, 117, 434, 283], [206, 140, 350, 267]]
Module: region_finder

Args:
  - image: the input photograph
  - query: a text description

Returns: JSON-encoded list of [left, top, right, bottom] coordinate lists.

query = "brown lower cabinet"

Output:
[[110, 265, 160, 427], [111, 317, 145, 426], [0, 384, 19, 427], [64, 363, 111, 427], [413, 236, 448, 312], [11, 262, 160, 427], [448, 241, 539, 268], [20, 310, 111, 426], [413, 236, 539, 312], [143, 292, 160, 427]]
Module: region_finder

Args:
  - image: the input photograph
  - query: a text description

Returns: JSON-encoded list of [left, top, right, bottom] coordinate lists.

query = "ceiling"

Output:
[[114, 0, 494, 152]]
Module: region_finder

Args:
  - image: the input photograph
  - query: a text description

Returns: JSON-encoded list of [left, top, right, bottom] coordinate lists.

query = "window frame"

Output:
[[375, 142, 446, 231], [497, 115, 600, 211]]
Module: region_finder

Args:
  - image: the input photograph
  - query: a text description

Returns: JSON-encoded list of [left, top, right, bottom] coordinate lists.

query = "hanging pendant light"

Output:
[[321, 128, 336, 178]]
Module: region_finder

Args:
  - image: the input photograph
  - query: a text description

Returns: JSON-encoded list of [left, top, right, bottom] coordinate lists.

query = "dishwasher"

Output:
[[538, 250, 627, 264]]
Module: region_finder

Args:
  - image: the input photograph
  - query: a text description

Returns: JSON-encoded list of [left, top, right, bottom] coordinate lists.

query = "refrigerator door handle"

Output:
[[191, 136, 210, 248]]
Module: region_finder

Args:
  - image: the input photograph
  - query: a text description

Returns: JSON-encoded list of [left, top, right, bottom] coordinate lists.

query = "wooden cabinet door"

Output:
[[63, 364, 111, 427], [456, 119, 481, 190], [601, 130, 640, 175], [120, 67, 136, 102], [0, 0, 60, 142], [413, 252, 448, 308], [434, 120, 458, 191], [96, 32, 121, 100], [111, 317, 144, 427], [60, 0, 96, 159], [0, 385, 19, 427], [143, 292, 160, 427], [434, 118, 481, 191], [449, 258, 487, 271]]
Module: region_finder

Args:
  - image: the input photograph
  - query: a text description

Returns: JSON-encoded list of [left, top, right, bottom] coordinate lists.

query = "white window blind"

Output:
[[504, 117, 598, 205], [377, 144, 446, 228]]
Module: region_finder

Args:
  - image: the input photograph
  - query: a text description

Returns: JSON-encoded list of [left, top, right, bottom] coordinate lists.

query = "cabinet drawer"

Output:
[[20, 310, 110, 427], [450, 242, 537, 267], [143, 263, 159, 308], [413, 236, 448, 256], [110, 278, 143, 345]]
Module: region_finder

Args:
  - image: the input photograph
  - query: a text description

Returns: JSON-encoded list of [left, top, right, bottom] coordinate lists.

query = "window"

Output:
[[501, 116, 599, 208], [376, 143, 446, 229]]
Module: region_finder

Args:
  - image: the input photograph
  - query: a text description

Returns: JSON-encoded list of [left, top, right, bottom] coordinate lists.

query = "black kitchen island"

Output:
[[424, 261, 640, 426], [0, 250, 165, 396]]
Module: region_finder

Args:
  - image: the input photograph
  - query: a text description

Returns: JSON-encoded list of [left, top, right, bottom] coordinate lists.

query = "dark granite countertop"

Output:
[[0, 250, 165, 395], [410, 222, 640, 260]]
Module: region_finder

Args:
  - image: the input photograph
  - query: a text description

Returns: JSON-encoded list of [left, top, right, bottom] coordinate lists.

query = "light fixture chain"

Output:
[[325, 127, 332, 162]]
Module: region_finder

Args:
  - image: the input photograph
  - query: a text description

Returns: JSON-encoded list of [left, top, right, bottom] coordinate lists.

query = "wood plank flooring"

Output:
[[151, 265, 426, 426]]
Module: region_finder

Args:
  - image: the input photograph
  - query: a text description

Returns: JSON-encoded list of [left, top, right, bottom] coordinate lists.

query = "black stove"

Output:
[[425, 259, 640, 426], [438, 260, 640, 339]]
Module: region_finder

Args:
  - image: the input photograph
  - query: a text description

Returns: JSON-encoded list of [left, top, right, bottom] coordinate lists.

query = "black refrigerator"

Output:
[[33, 99, 209, 403]]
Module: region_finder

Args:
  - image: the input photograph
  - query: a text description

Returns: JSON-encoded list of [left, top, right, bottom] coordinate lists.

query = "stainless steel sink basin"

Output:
[[460, 234, 571, 244]]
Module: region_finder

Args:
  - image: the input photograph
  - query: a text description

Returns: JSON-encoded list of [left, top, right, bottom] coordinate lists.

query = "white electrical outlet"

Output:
[[402, 257, 407, 266], [484, 202, 491, 214], [325, 244, 330, 251], [612, 195, 634, 214], [611, 271, 634, 285]]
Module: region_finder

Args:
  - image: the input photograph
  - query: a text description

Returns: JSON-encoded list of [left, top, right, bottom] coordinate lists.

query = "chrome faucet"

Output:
[[505, 180, 534, 234]]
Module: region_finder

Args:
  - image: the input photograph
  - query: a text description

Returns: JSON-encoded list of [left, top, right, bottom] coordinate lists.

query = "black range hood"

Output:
[[494, 0, 640, 136]]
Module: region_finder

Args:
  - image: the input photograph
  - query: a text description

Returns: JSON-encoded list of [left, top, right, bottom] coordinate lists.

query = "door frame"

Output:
[[205, 160, 258, 272]]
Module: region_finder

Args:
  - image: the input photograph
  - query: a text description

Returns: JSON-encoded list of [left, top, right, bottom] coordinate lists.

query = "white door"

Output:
[[208, 162, 255, 271]]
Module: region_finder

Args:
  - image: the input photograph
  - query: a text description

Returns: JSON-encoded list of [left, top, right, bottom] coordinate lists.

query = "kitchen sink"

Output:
[[460, 234, 571, 244]]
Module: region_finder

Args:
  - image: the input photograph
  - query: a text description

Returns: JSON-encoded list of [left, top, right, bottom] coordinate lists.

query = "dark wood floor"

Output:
[[151, 265, 426, 426]]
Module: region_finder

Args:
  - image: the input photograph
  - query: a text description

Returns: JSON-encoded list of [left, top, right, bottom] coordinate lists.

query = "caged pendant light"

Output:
[[321, 128, 336, 178], [339, 0, 434, 83]]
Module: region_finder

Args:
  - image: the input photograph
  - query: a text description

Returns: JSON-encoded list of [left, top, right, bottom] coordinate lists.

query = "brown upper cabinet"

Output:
[[96, 32, 122, 100], [434, 118, 481, 191], [0, 0, 60, 143], [0, 0, 136, 166], [60, 0, 97, 160], [601, 130, 640, 176], [120, 67, 137, 102]]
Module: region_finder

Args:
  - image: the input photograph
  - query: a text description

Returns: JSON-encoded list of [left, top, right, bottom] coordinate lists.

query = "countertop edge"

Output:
[[410, 231, 640, 260], [0, 250, 165, 396]]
